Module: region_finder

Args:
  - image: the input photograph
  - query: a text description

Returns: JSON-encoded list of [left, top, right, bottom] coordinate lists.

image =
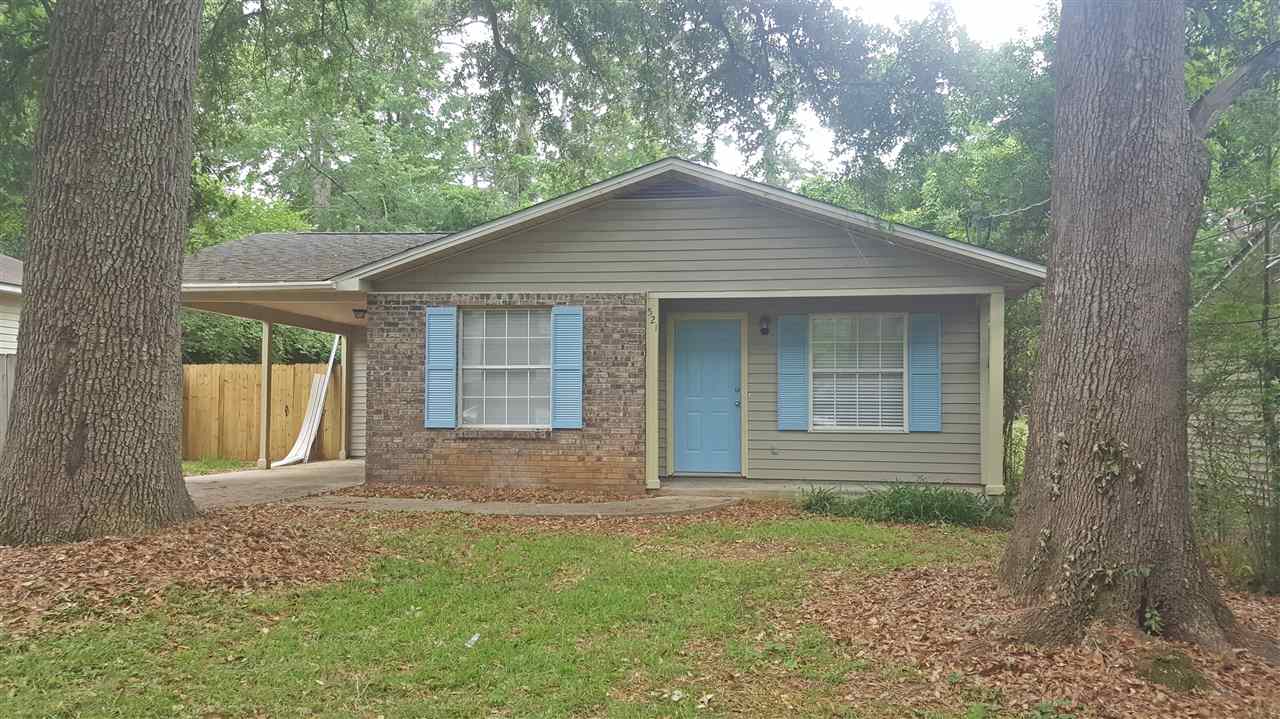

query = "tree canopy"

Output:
[[2, 1, 1279, 522]]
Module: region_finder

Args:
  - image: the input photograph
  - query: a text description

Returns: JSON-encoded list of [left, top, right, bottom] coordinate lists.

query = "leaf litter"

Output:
[[1, 499, 1276, 718]]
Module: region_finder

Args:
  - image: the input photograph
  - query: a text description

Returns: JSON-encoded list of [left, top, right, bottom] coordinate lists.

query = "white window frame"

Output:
[[808, 312, 910, 433], [458, 307, 553, 430]]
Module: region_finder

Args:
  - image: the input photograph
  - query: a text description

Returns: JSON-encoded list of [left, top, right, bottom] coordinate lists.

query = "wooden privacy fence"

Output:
[[182, 363, 343, 462]]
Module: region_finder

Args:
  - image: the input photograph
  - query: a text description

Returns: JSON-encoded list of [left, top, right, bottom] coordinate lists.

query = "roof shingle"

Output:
[[183, 232, 447, 283]]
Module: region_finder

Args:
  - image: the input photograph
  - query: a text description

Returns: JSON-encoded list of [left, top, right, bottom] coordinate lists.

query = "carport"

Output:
[[181, 231, 448, 467]]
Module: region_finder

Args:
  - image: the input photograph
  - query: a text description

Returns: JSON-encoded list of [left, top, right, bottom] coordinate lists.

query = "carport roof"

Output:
[[183, 231, 447, 283]]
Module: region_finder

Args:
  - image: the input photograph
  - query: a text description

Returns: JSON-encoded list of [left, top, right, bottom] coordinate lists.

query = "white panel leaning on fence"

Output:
[[274, 337, 340, 467]]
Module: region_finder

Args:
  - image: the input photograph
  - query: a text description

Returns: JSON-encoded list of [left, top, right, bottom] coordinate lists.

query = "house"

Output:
[[0, 254, 21, 452], [183, 158, 1045, 494], [0, 254, 21, 355]]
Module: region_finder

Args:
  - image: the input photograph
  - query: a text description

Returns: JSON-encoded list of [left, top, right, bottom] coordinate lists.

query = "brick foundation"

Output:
[[365, 292, 647, 492]]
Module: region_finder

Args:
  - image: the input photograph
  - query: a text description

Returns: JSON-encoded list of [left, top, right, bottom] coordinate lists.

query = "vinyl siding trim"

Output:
[[338, 158, 1044, 286], [349, 330, 368, 457], [0, 295, 20, 355], [374, 196, 1025, 296], [658, 296, 982, 488]]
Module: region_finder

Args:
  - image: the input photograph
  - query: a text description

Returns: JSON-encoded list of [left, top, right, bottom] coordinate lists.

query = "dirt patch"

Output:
[[799, 563, 1280, 718], [0, 505, 377, 636], [334, 483, 640, 504], [344, 498, 803, 539]]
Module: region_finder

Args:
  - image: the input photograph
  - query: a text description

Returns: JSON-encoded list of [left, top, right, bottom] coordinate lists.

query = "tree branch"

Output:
[[1190, 40, 1280, 139], [979, 198, 1049, 222], [298, 145, 369, 213]]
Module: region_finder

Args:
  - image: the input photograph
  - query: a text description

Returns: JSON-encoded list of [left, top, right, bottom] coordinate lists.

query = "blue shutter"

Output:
[[908, 313, 942, 432], [550, 305, 584, 429], [424, 306, 458, 428], [776, 314, 810, 430]]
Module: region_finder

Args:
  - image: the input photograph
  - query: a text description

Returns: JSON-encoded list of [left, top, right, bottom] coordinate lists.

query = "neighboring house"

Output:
[[183, 158, 1045, 494], [0, 254, 21, 453], [0, 254, 21, 355]]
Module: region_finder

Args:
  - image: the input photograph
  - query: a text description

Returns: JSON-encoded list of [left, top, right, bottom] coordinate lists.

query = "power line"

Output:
[[1199, 315, 1280, 327]]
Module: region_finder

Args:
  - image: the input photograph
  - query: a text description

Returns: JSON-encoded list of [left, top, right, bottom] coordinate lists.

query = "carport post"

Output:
[[257, 320, 273, 469]]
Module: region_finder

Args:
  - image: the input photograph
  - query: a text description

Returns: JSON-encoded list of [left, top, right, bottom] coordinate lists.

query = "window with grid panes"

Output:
[[460, 309, 552, 427], [810, 314, 907, 430]]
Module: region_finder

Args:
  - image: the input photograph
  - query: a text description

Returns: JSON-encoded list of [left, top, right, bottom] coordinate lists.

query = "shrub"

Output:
[[798, 484, 1012, 528]]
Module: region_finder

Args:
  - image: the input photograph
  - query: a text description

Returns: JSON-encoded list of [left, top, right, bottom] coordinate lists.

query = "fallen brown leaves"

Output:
[[4, 499, 1277, 719], [0, 505, 376, 636], [0, 501, 801, 636], [798, 563, 1280, 718]]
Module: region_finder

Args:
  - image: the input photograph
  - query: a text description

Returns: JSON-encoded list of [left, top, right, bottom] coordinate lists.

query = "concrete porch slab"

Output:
[[294, 493, 738, 517]]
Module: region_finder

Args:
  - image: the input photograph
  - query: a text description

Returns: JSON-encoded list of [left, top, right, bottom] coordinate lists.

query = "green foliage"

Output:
[[181, 311, 336, 365], [1004, 419, 1029, 504], [1134, 651, 1209, 693], [1205, 540, 1258, 588], [1024, 700, 1078, 719], [181, 458, 254, 477], [187, 175, 310, 252], [1142, 607, 1166, 636], [1185, 0, 1280, 595], [798, 484, 1011, 529], [0, 0, 47, 258]]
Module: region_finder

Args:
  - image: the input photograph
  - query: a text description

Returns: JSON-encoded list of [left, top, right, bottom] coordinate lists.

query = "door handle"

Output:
[[734, 400, 741, 407]]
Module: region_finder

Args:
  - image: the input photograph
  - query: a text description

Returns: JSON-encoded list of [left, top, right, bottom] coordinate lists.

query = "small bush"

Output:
[[798, 484, 1011, 528]]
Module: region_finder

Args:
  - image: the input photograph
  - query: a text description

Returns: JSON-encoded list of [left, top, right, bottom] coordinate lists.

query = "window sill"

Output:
[[452, 427, 554, 440]]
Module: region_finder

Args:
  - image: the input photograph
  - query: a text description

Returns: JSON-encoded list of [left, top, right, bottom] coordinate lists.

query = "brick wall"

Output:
[[365, 292, 647, 492]]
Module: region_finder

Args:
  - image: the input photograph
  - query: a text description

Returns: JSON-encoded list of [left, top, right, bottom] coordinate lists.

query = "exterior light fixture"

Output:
[[760, 315, 770, 336], [352, 308, 368, 320]]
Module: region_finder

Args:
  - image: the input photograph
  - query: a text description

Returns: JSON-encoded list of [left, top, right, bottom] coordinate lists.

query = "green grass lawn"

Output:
[[182, 457, 256, 476], [0, 512, 1009, 718]]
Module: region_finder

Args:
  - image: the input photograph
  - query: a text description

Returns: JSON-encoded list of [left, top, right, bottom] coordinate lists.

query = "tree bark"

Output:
[[999, 0, 1254, 651], [0, 0, 202, 545]]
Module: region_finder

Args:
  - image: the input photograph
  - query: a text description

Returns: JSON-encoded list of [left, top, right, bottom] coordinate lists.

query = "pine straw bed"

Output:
[[796, 563, 1280, 718], [0, 505, 373, 636]]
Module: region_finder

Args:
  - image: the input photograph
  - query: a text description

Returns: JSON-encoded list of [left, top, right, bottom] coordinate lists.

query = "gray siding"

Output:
[[374, 196, 1021, 294], [350, 330, 368, 457], [661, 297, 981, 487], [0, 295, 19, 355]]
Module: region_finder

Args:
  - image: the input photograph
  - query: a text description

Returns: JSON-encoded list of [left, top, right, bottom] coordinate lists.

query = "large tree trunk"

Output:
[[0, 0, 202, 545], [1000, 0, 1240, 649]]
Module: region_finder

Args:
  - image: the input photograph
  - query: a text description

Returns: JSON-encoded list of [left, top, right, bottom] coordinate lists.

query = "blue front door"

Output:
[[674, 319, 742, 474]]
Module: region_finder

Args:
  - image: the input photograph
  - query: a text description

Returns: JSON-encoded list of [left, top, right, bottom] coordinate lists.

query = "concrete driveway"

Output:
[[186, 459, 365, 510]]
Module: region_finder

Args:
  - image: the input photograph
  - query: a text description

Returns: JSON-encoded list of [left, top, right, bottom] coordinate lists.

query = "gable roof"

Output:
[[334, 157, 1046, 289], [0, 254, 22, 293], [184, 231, 447, 285]]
